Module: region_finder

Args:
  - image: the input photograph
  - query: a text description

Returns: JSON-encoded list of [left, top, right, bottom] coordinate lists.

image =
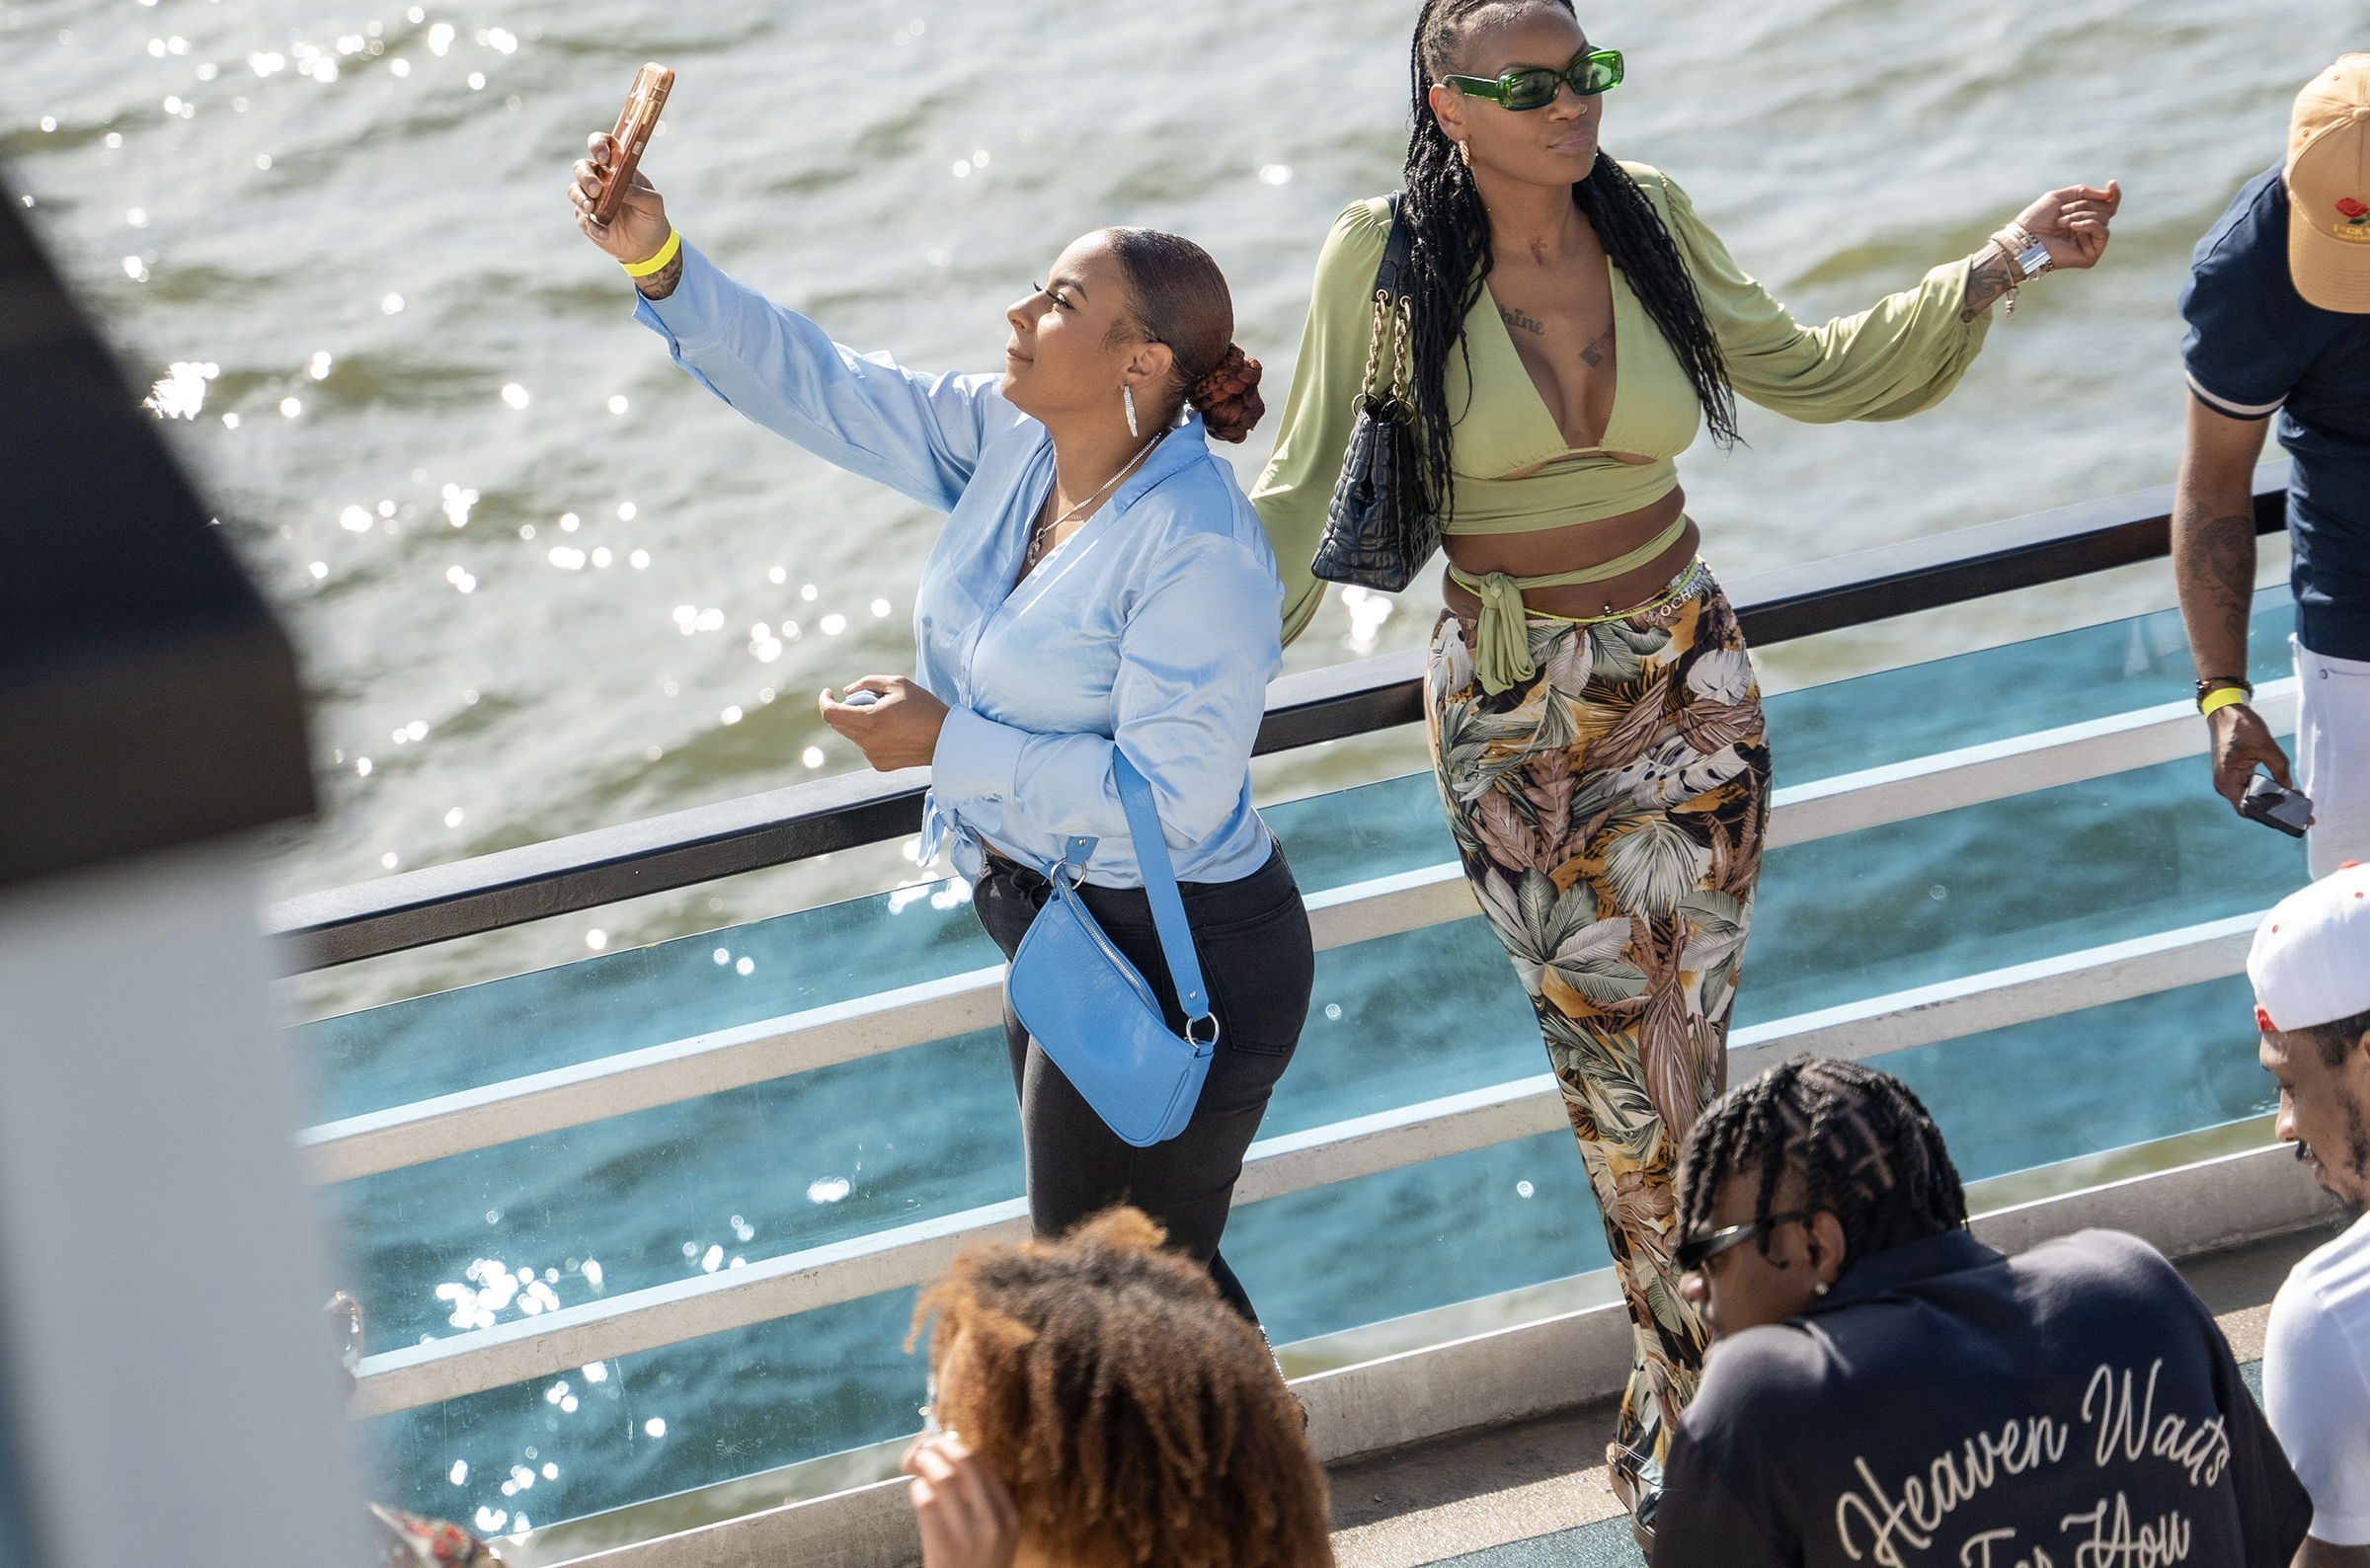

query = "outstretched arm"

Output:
[[565, 131, 1008, 512], [2172, 396, 2288, 809]]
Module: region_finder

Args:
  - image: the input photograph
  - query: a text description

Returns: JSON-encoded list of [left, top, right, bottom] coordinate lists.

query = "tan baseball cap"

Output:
[[2288, 54, 2370, 313]]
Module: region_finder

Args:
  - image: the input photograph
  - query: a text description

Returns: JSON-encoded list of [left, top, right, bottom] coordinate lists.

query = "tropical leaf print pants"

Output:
[[1422, 563, 1770, 1471]]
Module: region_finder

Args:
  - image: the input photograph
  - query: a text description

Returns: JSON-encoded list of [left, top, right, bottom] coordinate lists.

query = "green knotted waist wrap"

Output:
[[1445, 514, 1691, 693]]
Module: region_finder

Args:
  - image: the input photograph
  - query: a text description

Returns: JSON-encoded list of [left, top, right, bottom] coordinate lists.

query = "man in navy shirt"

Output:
[[1652, 1057, 2310, 1567], [2174, 55, 2370, 878]]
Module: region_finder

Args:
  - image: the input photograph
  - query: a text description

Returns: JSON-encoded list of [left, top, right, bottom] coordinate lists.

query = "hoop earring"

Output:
[[1123, 384, 1140, 438]]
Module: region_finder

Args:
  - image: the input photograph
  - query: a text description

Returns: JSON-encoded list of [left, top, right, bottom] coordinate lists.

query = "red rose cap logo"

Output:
[[2339, 196, 2370, 220]]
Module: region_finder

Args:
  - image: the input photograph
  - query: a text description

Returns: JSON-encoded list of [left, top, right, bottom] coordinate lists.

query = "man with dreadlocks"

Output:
[[1650, 1056, 2310, 1566], [1251, 0, 2120, 1501]]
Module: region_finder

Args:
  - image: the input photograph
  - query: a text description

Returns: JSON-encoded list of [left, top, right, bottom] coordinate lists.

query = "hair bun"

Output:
[[1187, 345, 1266, 444]]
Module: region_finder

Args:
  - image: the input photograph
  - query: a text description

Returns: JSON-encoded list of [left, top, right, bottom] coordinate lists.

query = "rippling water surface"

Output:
[[2, 0, 2356, 1536]]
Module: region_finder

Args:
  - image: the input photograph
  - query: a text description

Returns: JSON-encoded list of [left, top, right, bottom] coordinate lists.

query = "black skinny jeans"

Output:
[[973, 840, 1314, 1324]]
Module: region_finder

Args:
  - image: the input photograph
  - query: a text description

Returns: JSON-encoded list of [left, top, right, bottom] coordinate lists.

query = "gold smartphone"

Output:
[[593, 62, 673, 226]]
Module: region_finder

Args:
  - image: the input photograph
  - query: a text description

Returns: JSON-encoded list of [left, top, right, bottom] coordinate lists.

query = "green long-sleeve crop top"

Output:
[[1250, 163, 1994, 644]]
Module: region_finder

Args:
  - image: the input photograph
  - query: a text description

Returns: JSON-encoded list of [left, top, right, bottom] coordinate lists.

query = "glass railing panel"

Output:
[[300, 879, 1004, 1122], [1879, 974, 2274, 1185], [1766, 586, 2296, 785], [1735, 750, 2305, 1025], [358, 1289, 928, 1539], [325, 1028, 1020, 1346]]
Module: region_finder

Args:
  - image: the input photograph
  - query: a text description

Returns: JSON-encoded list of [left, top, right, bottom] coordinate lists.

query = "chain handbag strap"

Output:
[[1356, 194, 1417, 402]]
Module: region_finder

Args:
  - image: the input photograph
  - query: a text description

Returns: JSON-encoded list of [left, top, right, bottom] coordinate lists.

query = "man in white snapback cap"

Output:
[[2175, 56, 2370, 879], [2254, 861, 2370, 1565]]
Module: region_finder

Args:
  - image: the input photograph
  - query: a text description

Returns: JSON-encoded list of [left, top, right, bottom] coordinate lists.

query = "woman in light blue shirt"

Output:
[[572, 136, 1312, 1323]]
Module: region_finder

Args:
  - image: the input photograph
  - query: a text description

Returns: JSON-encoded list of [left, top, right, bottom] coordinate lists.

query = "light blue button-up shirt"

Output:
[[634, 242, 1283, 890]]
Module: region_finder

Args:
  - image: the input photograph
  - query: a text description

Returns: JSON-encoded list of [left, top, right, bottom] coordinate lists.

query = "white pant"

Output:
[[2297, 635, 2370, 878]]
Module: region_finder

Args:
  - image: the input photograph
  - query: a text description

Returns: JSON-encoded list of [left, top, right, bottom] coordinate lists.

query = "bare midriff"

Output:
[[1442, 484, 1696, 623]]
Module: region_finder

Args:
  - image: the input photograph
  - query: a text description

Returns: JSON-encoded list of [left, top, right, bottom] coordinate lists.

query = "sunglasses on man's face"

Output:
[[1443, 46, 1623, 111], [1672, 1210, 1810, 1273]]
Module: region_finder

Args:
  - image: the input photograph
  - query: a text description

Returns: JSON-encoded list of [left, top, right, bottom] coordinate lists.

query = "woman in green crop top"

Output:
[[1250, 0, 2119, 1527]]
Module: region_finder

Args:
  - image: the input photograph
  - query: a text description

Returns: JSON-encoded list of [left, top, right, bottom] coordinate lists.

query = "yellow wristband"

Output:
[[2199, 686, 2250, 719], [620, 228, 681, 278]]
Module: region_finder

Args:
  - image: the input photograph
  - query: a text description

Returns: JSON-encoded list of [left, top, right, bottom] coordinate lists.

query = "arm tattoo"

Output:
[[633, 252, 684, 301], [1500, 306, 1546, 336], [2188, 511, 2258, 653], [1960, 245, 2013, 323], [1578, 323, 1615, 368]]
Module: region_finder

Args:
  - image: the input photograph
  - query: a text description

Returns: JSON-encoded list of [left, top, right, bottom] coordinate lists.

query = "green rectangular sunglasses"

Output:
[[1443, 46, 1623, 110]]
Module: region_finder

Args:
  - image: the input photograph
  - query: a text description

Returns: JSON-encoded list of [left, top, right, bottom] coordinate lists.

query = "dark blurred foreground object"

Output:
[[0, 171, 366, 1567]]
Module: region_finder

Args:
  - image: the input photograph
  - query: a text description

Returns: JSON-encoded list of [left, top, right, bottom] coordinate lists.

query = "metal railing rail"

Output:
[[347, 905, 2264, 1416], [299, 679, 2297, 1185], [269, 470, 2291, 971]]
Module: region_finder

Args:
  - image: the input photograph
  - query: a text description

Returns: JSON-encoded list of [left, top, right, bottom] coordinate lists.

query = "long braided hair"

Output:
[[1675, 1057, 1968, 1271], [1402, 0, 1739, 522]]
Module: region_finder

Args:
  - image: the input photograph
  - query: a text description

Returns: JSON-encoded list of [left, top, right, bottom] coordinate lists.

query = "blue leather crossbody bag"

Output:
[[1005, 752, 1217, 1148]]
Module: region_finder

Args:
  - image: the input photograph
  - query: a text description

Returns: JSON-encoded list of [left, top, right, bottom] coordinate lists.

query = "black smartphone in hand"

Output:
[[2240, 773, 2315, 838]]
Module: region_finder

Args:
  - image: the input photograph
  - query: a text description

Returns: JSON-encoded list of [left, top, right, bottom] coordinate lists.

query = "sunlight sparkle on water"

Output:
[[122, 257, 148, 282], [280, 396, 301, 418], [617, 502, 637, 520], [449, 1461, 467, 1485], [502, 383, 530, 410], [821, 614, 846, 635], [310, 562, 328, 580], [736, 957, 754, 976], [808, 1177, 851, 1204], [802, 746, 825, 768], [608, 395, 628, 414], [382, 292, 404, 314], [309, 351, 333, 380], [585, 929, 607, 950], [644, 1419, 666, 1439], [341, 507, 372, 531]]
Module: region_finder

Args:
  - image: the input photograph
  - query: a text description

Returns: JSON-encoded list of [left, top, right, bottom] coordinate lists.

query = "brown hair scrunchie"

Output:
[[1186, 344, 1266, 444]]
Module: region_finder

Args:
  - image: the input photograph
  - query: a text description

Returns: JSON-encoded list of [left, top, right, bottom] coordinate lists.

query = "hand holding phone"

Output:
[[2240, 773, 2315, 838], [568, 65, 673, 266], [595, 63, 673, 225]]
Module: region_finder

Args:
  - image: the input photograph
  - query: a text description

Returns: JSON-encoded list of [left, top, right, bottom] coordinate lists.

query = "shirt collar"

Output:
[[1103, 413, 1210, 514], [1806, 1226, 2003, 1315]]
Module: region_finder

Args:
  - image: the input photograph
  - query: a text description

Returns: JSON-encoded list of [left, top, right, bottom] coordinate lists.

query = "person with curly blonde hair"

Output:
[[901, 1208, 1333, 1568]]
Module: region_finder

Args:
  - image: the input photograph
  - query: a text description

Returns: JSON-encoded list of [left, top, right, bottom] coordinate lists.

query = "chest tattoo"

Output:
[[1500, 306, 1546, 337], [1578, 322, 1615, 368]]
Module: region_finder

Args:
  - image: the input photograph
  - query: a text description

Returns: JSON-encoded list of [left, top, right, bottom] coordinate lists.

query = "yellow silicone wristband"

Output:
[[620, 228, 681, 277], [2199, 686, 2250, 719]]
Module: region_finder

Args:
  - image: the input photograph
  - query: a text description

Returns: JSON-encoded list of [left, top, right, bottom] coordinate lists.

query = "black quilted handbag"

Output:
[[1310, 195, 1441, 593]]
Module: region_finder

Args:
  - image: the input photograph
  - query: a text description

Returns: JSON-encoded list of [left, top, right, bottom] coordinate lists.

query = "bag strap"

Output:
[[1374, 191, 1412, 299], [1111, 751, 1214, 1036]]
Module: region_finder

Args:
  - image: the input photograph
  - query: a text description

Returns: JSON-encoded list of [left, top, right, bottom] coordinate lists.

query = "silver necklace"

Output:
[[1024, 433, 1163, 571]]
